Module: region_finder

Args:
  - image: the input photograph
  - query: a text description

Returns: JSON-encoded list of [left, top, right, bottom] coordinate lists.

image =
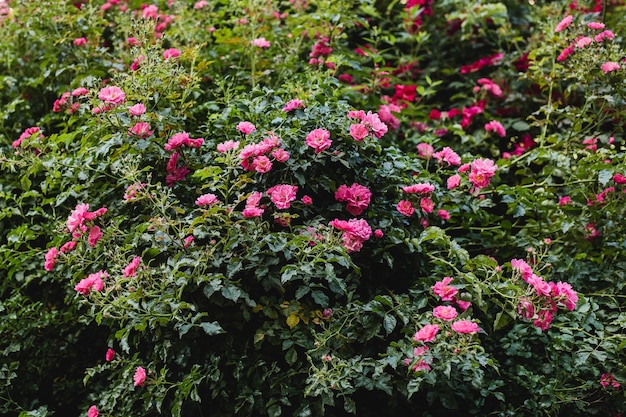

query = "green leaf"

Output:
[[383, 314, 397, 335], [200, 321, 224, 335], [598, 169, 613, 186]]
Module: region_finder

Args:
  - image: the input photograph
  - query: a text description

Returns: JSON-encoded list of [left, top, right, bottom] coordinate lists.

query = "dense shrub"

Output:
[[1, 0, 625, 416]]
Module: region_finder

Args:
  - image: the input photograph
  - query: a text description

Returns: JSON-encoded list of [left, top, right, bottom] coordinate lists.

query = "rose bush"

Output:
[[1, 0, 625, 416]]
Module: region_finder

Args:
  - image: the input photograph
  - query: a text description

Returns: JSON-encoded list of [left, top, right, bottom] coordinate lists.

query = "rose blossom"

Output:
[[451, 320, 480, 334], [433, 305, 458, 321], [195, 193, 220, 207], [217, 140, 240, 153], [413, 324, 440, 342], [468, 158, 497, 189], [432, 277, 457, 301], [128, 103, 146, 116], [396, 200, 415, 217], [87, 406, 99, 417], [250, 37, 270, 48], [237, 121, 256, 135], [44, 247, 59, 271], [74, 270, 107, 295], [163, 48, 181, 59], [123, 256, 142, 278], [554, 15, 573, 32], [335, 183, 372, 216], [282, 99, 304, 112], [128, 122, 153, 138], [98, 86, 125, 105], [105, 348, 116, 362], [305, 128, 332, 153], [266, 184, 298, 209], [134, 366, 147, 387]]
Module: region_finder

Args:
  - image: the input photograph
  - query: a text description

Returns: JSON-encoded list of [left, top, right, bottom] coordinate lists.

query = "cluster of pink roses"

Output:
[[12, 126, 44, 149], [511, 258, 578, 330], [347, 109, 388, 140], [328, 218, 372, 253], [396, 182, 447, 223], [335, 183, 371, 216], [44, 203, 107, 272], [52, 86, 90, 114], [406, 277, 479, 372], [554, 15, 618, 72], [238, 130, 289, 173]]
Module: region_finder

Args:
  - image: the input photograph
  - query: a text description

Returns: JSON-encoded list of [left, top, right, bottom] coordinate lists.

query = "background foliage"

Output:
[[1, 0, 625, 416]]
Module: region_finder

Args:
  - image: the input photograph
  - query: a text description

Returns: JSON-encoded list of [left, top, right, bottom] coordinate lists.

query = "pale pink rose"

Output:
[[510, 258, 533, 281], [87, 405, 99, 417], [451, 320, 480, 334], [105, 348, 116, 362], [98, 86, 125, 105], [485, 120, 506, 137], [128, 122, 153, 138], [242, 206, 264, 218], [575, 36, 593, 48], [194, 0, 208, 8], [237, 121, 256, 135], [517, 298, 535, 319], [133, 366, 147, 387], [128, 103, 146, 116], [420, 197, 434, 213], [335, 183, 372, 216], [433, 146, 461, 166], [195, 193, 219, 207], [469, 158, 497, 189], [44, 247, 59, 271], [432, 277, 457, 301], [252, 155, 273, 173], [163, 48, 181, 59], [587, 22, 605, 30], [595, 30, 615, 42], [349, 123, 369, 141], [282, 99, 304, 112], [433, 305, 458, 321], [142, 4, 159, 18], [305, 128, 332, 153], [266, 184, 298, 209], [553, 281, 578, 311], [447, 174, 461, 190], [217, 140, 240, 153], [88, 226, 103, 247], [60, 241, 77, 253], [416, 143, 434, 158], [396, 200, 415, 217], [554, 15, 573, 32], [271, 148, 290, 162], [601, 62, 620, 74], [123, 256, 142, 278], [72, 87, 89, 97], [250, 37, 271, 48], [402, 183, 435, 194], [413, 324, 440, 342]]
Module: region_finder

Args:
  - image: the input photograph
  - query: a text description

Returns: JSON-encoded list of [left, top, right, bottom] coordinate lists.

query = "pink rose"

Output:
[[217, 140, 240, 153], [432, 277, 457, 301], [128, 122, 153, 138], [451, 320, 480, 334], [305, 128, 332, 153], [105, 348, 116, 362], [349, 123, 369, 141], [123, 256, 142, 278], [98, 86, 125, 105], [44, 247, 59, 271], [163, 48, 181, 59], [413, 324, 440, 342], [237, 121, 256, 135], [396, 200, 415, 217], [128, 103, 146, 116], [433, 305, 458, 321], [266, 184, 298, 209], [87, 405, 99, 417], [195, 193, 219, 207], [133, 366, 147, 387]]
